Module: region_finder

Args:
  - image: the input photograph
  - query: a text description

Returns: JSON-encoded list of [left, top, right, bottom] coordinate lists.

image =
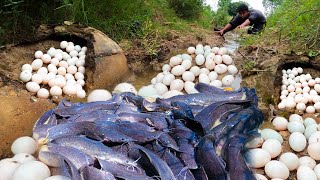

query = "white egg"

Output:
[[287, 121, 305, 133], [254, 174, 268, 180], [296, 103, 306, 111], [11, 136, 38, 155], [210, 80, 222, 87], [221, 54, 233, 65], [87, 89, 112, 102], [78, 51, 85, 57], [297, 67, 303, 73], [304, 124, 318, 140], [20, 70, 32, 82], [313, 95, 320, 103], [74, 72, 84, 80], [245, 136, 264, 149], [113, 83, 137, 95], [199, 73, 210, 84], [76, 89, 86, 98], [272, 116, 288, 131], [77, 79, 85, 86], [294, 82, 302, 88], [187, 47, 196, 54], [314, 164, 320, 180], [285, 99, 296, 108], [288, 73, 295, 79], [278, 102, 285, 109], [169, 56, 183, 67], [154, 83, 168, 95], [214, 64, 228, 74], [282, 79, 289, 86], [308, 79, 316, 87], [301, 81, 309, 88], [60, 41, 68, 49], [13, 153, 36, 164], [67, 65, 78, 74], [304, 117, 317, 127], [12, 161, 50, 180], [41, 54, 51, 64], [79, 55, 86, 61], [171, 65, 186, 76], [81, 46, 87, 52], [195, 54, 205, 65], [297, 166, 318, 180], [218, 47, 228, 55], [309, 131, 320, 144], [170, 79, 184, 91], [260, 128, 283, 144], [162, 64, 171, 72], [306, 106, 316, 114], [206, 53, 215, 61], [204, 50, 212, 58], [200, 68, 210, 75], [262, 139, 282, 158], [244, 148, 271, 168], [282, 70, 287, 74], [204, 58, 215, 70], [37, 88, 49, 99], [299, 156, 316, 169], [279, 152, 299, 171], [57, 67, 67, 76], [190, 66, 201, 77], [213, 55, 222, 64], [211, 47, 219, 54], [184, 81, 198, 94], [289, 114, 303, 123], [303, 86, 311, 93], [50, 86, 62, 96], [195, 48, 204, 55], [78, 66, 85, 74], [31, 59, 43, 70], [316, 78, 320, 83], [162, 90, 184, 98], [181, 60, 192, 70], [286, 69, 292, 74], [58, 61, 68, 69], [196, 44, 203, 49], [182, 71, 195, 82], [281, 90, 289, 96], [43, 73, 56, 85], [0, 159, 20, 180], [75, 59, 85, 67], [208, 71, 218, 81], [62, 53, 71, 61], [34, 50, 43, 59], [21, 64, 33, 72], [315, 84, 320, 93], [26, 82, 40, 93], [138, 85, 159, 98], [288, 91, 296, 97], [294, 94, 304, 103], [264, 160, 289, 179], [73, 44, 81, 52], [162, 73, 175, 86], [203, 45, 211, 51], [295, 87, 303, 94], [222, 75, 234, 86], [65, 45, 75, 53], [67, 57, 77, 66], [62, 84, 76, 95], [227, 65, 238, 75], [305, 74, 312, 81], [307, 143, 320, 160], [287, 85, 295, 92], [289, 132, 306, 152]]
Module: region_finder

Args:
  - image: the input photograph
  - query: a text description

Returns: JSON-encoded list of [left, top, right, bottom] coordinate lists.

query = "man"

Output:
[[218, 4, 266, 35]]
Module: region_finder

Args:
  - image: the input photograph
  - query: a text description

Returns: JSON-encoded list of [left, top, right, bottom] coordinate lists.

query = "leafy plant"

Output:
[[167, 0, 204, 19]]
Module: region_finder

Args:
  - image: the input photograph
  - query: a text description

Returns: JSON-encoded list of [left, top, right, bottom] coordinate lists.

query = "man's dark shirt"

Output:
[[229, 9, 266, 28]]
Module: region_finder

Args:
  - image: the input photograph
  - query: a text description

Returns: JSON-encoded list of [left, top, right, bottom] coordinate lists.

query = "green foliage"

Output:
[[167, 0, 204, 19], [211, 6, 230, 28], [262, 0, 283, 15], [228, 1, 248, 16]]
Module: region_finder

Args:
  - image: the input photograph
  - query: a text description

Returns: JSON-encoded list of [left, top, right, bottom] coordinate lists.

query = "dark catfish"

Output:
[[226, 135, 255, 180], [81, 166, 116, 180], [196, 137, 228, 180]]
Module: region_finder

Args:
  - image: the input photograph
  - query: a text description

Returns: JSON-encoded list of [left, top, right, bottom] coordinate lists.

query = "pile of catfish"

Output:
[[34, 83, 264, 180]]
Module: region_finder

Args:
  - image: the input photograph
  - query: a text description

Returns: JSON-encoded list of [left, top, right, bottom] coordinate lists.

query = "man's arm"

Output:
[[218, 23, 232, 35], [238, 19, 251, 29]]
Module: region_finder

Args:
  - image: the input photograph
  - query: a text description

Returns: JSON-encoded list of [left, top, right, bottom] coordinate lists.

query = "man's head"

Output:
[[237, 4, 249, 18]]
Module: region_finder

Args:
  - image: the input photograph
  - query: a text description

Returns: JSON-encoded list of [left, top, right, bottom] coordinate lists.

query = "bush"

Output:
[[167, 0, 204, 19]]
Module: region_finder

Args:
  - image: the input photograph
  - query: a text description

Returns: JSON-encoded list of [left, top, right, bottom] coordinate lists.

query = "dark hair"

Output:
[[237, 4, 249, 13]]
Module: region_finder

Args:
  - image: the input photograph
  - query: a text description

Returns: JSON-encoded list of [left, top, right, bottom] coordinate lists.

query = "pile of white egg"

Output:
[[19, 41, 87, 99], [245, 114, 320, 180], [131, 44, 240, 99], [0, 136, 70, 180], [278, 67, 320, 113]]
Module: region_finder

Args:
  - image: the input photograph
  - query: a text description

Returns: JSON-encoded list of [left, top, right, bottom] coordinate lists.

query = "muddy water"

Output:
[[223, 33, 240, 54]]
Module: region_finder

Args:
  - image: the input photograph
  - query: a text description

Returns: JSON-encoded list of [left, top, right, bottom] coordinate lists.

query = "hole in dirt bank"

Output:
[[49, 34, 88, 47], [273, 57, 320, 107]]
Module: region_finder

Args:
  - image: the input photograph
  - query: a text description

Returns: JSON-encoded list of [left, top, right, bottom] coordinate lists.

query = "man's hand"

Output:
[[218, 30, 224, 36], [237, 24, 246, 29]]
